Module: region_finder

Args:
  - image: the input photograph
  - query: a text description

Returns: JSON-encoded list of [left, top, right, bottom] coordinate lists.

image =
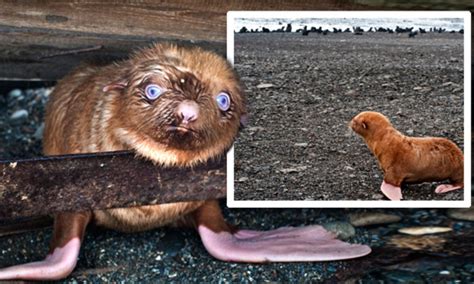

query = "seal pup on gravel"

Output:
[[0, 43, 370, 280], [350, 111, 463, 201]]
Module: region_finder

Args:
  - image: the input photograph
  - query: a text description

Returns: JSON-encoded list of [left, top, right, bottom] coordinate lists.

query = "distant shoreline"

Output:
[[236, 25, 464, 35], [234, 17, 465, 33]]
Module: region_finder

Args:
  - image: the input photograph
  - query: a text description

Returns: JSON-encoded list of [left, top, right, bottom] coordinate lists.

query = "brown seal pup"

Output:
[[0, 43, 370, 280], [350, 111, 464, 201]]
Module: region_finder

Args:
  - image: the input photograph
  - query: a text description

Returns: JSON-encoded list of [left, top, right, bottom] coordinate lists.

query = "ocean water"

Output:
[[235, 17, 464, 32]]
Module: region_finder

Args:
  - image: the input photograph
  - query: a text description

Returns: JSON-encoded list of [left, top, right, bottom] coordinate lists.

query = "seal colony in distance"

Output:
[[350, 111, 464, 201], [0, 43, 370, 280]]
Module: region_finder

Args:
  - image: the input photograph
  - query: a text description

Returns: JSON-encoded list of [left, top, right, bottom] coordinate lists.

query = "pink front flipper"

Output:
[[198, 225, 371, 262], [381, 181, 403, 201], [0, 238, 81, 280], [435, 184, 462, 194]]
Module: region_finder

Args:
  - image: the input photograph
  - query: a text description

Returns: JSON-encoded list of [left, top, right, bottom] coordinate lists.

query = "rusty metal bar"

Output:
[[0, 151, 226, 220]]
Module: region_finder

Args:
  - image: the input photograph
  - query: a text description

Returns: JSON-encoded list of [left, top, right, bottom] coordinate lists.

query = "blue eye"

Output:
[[145, 84, 162, 100], [216, 92, 230, 111]]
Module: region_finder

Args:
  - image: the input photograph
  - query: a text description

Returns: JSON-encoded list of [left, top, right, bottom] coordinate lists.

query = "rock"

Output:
[[34, 123, 45, 140], [294, 143, 308, 147], [388, 234, 446, 251], [8, 89, 22, 100], [279, 166, 307, 174], [238, 177, 249, 182], [441, 81, 456, 87], [447, 207, 474, 221], [372, 193, 384, 199], [398, 226, 452, 235], [247, 126, 265, 132], [345, 90, 357, 96], [43, 87, 53, 98], [256, 83, 274, 89], [349, 212, 401, 227], [322, 222, 355, 240], [9, 109, 29, 123]]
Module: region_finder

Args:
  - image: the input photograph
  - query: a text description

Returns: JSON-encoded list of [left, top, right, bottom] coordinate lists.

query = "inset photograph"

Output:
[[227, 11, 471, 206]]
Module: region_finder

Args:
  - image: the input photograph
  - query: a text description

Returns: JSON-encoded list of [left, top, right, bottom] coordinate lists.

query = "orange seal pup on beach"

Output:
[[350, 111, 463, 201], [0, 43, 370, 280]]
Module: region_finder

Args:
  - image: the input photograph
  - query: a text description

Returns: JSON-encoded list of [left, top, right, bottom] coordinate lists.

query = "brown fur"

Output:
[[49, 212, 92, 250], [350, 111, 463, 187], [43, 43, 246, 234]]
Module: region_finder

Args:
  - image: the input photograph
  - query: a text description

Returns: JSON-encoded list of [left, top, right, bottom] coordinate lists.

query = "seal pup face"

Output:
[[105, 44, 246, 166], [350, 111, 392, 139]]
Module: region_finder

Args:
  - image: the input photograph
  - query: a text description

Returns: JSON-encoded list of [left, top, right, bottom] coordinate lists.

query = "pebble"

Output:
[[441, 81, 456, 87], [279, 166, 307, 174], [8, 89, 22, 100], [371, 193, 384, 199], [247, 126, 265, 132], [349, 212, 401, 227], [34, 123, 45, 140], [439, 270, 450, 275], [447, 207, 474, 221], [345, 90, 357, 96], [398, 226, 452, 235], [294, 143, 308, 147], [322, 222, 355, 240], [388, 234, 446, 251], [9, 109, 29, 123], [256, 83, 274, 89]]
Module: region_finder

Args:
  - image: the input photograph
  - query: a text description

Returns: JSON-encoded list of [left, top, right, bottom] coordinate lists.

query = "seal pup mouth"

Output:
[[166, 125, 196, 134]]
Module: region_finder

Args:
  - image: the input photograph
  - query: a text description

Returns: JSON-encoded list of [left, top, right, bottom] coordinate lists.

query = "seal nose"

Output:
[[177, 101, 199, 124]]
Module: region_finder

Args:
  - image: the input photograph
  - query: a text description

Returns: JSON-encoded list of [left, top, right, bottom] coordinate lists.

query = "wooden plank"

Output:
[[0, 0, 363, 43], [0, 151, 226, 220], [0, 24, 225, 81]]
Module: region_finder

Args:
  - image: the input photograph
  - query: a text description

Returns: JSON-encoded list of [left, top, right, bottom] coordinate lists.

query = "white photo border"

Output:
[[226, 11, 471, 208]]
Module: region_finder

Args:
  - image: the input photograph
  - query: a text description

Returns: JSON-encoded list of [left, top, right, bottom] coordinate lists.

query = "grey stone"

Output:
[[322, 221, 355, 240], [350, 212, 401, 227]]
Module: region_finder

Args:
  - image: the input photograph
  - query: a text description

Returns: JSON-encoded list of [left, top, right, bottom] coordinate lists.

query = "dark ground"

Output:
[[1, 207, 473, 283], [234, 32, 465, 201]]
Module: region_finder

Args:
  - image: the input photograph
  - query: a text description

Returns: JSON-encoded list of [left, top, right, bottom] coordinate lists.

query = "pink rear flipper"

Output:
[[381, 181, 403, 201], [435, 184, 462, 194], [198, 225, 371, 263], [0, 238, 81, 280]]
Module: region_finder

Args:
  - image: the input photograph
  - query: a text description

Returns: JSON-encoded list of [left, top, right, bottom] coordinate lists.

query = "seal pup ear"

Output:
[[102, 80, 128, 92]]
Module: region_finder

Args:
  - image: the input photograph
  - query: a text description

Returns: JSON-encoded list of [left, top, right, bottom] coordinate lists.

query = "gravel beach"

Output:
[[233, 32, 465, 201]]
